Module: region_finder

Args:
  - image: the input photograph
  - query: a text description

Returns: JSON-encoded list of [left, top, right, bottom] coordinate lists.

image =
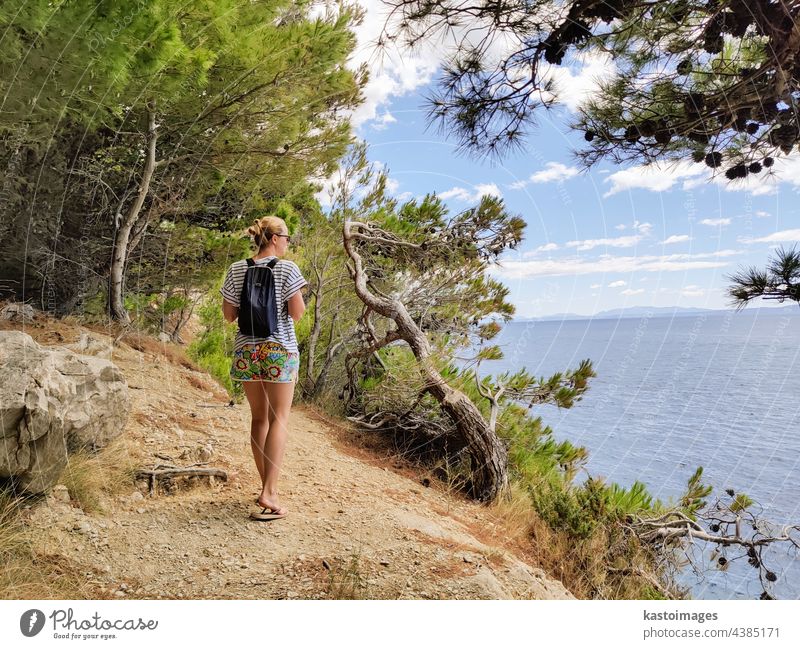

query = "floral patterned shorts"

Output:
[[230, 342, 300, 383]]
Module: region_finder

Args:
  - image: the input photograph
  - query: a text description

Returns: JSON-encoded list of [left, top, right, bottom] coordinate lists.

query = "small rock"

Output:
[[51, 484, 71, 502], [74, 521, 92, 534], [1, 303, 34, 323], [158, 332, 171, 343], [380, 560, 390, 567], [113, 590, 126, 598], [136, 508, 145, 514], [130, 491, 145, 502]]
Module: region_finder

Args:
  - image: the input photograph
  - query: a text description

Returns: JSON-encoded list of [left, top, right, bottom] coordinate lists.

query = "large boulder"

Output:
[[0, 331, 129, 494]]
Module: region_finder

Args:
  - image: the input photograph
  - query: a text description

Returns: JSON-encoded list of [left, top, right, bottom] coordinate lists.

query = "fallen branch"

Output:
[[135, 466, 228, 497]]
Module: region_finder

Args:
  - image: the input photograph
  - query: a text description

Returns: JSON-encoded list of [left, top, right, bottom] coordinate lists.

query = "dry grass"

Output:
[[324, 552, 369, 599], [60, 437, 138, 514], [490, 482, 542, 547], [185, 373, 216, 392], [121, 332, 201, 371], [0, 488, 96, 599]]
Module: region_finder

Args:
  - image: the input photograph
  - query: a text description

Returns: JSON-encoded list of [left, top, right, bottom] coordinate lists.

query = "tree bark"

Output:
[[108, 102, 158, 322], [304, 266, 325, 394], [312, 338, 344, 397], [342, 219, 508, 502]]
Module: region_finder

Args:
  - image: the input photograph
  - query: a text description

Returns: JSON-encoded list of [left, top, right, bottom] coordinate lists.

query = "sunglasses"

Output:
[[274, 234, 292, 243]]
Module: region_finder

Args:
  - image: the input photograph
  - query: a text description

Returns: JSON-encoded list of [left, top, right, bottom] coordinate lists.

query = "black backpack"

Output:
[[238, 257, 279, 337]]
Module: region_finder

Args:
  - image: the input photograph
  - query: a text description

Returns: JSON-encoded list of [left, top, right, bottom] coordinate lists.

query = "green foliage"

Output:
[[0, 0, 216, 135], [679, 466, 713, 515], [730, 493, 754, 514], [123, 293, 172, 334], [1, 1, 364, 316], [727, 246, 800, 308], [187, 276, 240, 399], [124, 223, 247, 338]]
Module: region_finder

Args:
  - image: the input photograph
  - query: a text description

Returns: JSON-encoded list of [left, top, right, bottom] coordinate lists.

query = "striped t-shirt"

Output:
[[220, 256, 308, 353]]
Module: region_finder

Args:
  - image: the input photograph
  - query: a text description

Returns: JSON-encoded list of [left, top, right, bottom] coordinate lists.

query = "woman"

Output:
[[221, 216, 307, 521]]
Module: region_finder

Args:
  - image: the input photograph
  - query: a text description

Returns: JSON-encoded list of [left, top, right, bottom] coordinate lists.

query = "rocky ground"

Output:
[[11, 316, 572, 600]]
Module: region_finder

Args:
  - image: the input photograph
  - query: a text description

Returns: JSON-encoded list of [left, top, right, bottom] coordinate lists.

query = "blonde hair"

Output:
[[247, 216, 287, 249]]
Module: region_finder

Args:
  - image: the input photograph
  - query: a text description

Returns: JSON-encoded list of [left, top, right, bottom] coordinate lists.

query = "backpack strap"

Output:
[[246, 257, 278, 267]]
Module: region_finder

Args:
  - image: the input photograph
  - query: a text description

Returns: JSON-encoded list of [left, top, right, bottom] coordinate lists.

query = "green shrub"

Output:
[[187, 277, 241, 399]]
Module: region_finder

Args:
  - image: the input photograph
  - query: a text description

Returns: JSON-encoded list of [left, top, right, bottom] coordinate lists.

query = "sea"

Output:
[[474, 309, 800, 600]]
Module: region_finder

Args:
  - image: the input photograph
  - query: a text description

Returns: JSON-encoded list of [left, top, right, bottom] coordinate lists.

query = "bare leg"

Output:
[[242, 381, 270, 487], [257, 380, 295, 514]]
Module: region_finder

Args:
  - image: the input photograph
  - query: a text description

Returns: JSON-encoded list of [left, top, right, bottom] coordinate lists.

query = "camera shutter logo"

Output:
[[20, 609, 46, 637]]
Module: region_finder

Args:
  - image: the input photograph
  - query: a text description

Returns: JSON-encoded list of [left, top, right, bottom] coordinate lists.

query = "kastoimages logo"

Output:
[[20, 609, 46, 637]]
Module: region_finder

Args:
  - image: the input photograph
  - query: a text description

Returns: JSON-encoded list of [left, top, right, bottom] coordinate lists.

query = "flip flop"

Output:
[[250, 506, 287, 521]]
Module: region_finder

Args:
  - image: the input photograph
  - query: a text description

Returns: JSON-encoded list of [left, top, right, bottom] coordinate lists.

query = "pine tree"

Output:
[[387, 0, 800, 178], [727, 247, 800, 307], [0, 1, 364, 319]]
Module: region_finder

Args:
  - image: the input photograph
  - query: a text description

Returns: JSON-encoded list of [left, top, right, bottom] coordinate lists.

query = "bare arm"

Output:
[[222, 299, 238, 323], [287, 290, 306, 322]]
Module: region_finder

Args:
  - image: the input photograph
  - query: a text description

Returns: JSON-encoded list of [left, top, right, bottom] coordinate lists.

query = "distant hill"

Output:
[[516, 304, 799, 322]]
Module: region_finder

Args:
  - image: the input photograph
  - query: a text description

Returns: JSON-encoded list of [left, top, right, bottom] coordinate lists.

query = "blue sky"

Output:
[[324, 3, 800, 318]]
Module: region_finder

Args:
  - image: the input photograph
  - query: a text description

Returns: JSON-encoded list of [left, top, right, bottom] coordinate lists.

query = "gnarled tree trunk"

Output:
[[342, 219, 508, 502]]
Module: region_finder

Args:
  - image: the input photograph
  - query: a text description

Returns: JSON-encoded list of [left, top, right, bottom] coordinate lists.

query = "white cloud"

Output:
[[605, 153, 800, 198], [511, 162, 580, 189], [680, 285, 705, 297], [370, 111, 397, 130], [566, 234, 644, 251], [544, 51, 618, 113], [323, 0, 441, 129], [621, 288, 645, 296], [661, 234, 692, 245], [699, 218, 731, 227], [608, 280, 627, 288], [438, 183, 501, 202], [690, 154, 800, 196], [740, 228, 800, 244], [756, 210, 771, 219], [491, 251, 738, 279], [475, 182, 502, 198], [604, 161, 706, 197], [590, 283, 601, 289], [438, 187, 472, 202], [634, 221, 653, 235], [615, 224, 627, 231], [523, 242, 560, 257]]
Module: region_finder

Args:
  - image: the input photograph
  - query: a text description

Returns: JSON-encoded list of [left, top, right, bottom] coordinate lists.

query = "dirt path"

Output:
[[21, 326, 572, 600]]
